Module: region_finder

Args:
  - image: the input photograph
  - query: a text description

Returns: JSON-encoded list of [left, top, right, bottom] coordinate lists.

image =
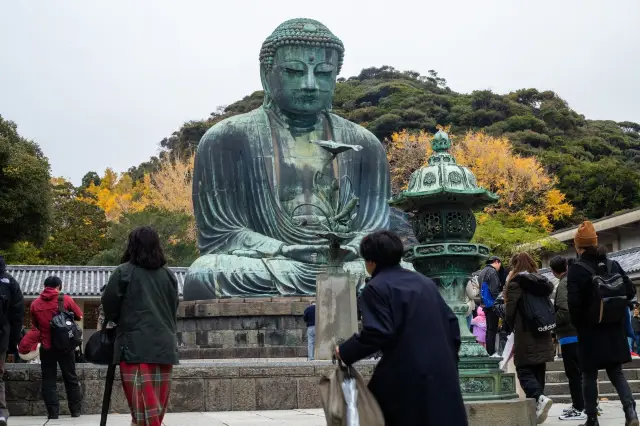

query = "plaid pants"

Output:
[[120, 362, 172, 426]]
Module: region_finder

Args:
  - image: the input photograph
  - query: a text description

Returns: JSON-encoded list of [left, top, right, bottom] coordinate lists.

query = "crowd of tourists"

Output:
[[465, 221, 639, 426], [0, 222, 638, 425], [0, 226, 178, 426]]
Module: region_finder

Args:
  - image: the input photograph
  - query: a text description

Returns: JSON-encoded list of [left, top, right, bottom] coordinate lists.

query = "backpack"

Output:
[[480, 281, 495, 308], [522, 292, 556, 334], [575, 259, 628, 325], [50, 293, 83, 352]]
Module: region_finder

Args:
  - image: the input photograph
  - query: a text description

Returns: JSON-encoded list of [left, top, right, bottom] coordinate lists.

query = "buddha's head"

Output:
[[260, 19, 344, 116]]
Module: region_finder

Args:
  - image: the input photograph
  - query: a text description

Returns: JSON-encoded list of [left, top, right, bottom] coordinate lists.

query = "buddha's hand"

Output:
[[281, 245, 330, 264], [230, 249, 263, 258], [341, 245, 359, 262]]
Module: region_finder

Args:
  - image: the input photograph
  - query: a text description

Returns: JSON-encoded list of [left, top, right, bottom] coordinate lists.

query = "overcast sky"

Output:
[[1, 0, 638, 184]]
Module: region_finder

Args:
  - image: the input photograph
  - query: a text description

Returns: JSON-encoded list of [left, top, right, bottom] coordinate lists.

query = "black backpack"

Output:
[[522, 292, 557, 334], [575, 259, 627, 325], [50, 293, 83, 352]]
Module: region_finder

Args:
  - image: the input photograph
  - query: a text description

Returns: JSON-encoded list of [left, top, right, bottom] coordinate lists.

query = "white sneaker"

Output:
[[558, 406, 587, 420], [0, 416, 7, 426], [536, 395, 553, 423], [490, 353, 503, 358]]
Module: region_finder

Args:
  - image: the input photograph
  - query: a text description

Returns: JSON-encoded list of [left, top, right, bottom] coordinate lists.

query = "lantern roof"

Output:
[[390, 131, 499, 211]]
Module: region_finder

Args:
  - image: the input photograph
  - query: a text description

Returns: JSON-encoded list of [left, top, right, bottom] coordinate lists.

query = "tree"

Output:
[[472, 212, 565, 262], [80, 171, 101, 191], [147, 154, 196, 240], [40, 178, 109, 265], [0, 115, 52, 249], [81, 169, 150, 221], [0, 241, 46, 265], [387, 129, 574, 231], [557, 158, 640, 218], [90, 207, 198, 267]]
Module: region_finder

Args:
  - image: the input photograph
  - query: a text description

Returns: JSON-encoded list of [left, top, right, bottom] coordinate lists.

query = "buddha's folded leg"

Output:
[[184, 254, 279, 300], [184, 255, 374, 300]]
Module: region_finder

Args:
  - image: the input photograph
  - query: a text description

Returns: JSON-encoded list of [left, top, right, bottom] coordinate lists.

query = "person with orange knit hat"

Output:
[[567, 221, 638, 426]]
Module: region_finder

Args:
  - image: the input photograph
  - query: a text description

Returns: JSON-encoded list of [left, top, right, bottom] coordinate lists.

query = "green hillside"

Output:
[[130, 66, 640, 224]]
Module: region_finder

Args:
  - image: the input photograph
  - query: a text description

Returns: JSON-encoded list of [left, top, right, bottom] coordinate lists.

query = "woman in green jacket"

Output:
[[102, 226, 179, 426]]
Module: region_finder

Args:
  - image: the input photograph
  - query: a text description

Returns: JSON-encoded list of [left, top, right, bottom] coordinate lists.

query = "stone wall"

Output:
[[4, 360, 375, 416], [177, 298, 315, 359]]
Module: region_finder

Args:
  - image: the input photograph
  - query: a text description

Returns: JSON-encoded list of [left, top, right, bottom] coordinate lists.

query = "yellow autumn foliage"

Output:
[[387, 129, 574, 231], [147, 155, 196, 240], [81, 168, 151, 221]]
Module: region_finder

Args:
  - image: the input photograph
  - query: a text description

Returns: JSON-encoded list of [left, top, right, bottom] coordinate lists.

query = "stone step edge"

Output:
[[545, 393, 640, 402], [546, 379, 640, 386]]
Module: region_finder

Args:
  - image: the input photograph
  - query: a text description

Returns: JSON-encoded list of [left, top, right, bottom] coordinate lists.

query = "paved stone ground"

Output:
[[6, 402, 631, 425]]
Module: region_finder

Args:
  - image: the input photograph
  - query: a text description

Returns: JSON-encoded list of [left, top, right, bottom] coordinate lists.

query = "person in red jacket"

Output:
[[18, 329, 40, 362], [30, 276, 83, 419]]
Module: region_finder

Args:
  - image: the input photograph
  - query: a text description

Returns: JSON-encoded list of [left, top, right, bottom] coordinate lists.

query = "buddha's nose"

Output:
[[302, 71, 319, 91]]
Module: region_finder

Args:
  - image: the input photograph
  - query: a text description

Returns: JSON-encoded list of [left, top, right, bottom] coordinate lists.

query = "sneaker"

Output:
[[537, 395, 553, 423], [0, 416, 6, 426], [559, 406, 587, 420], [632, 352, 640, 359], [579, 415, 599, 426], [490, 353, 503, 358]]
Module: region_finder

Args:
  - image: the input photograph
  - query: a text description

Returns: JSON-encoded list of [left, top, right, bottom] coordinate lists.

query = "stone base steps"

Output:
[[544, 393, 640, 404], [545, 360, 640, 402]]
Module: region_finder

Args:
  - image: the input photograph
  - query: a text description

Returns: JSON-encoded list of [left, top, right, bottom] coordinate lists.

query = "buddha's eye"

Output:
[[284, 67, 304, 76], [315, 65, 335, 75]]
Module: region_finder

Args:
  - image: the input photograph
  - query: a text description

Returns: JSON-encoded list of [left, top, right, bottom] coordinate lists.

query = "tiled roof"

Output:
[[5, 265, 188, 298]]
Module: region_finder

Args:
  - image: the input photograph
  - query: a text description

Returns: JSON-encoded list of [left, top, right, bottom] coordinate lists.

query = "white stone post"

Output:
[[314, 271, 358, 360]]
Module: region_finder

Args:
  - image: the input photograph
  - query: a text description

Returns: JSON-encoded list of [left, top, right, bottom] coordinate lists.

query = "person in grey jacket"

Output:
[[479, 256, 502, 356], [551, 256, 586, 421]]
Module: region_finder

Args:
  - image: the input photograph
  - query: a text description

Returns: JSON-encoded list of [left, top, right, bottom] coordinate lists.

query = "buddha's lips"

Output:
[[295, 94, 320, 102]]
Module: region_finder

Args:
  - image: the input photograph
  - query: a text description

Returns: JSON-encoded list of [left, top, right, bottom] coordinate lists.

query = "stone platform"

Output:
[[2, 358, 537, 423], [3, 359, 372, 416], [177, 298, 314, 359]]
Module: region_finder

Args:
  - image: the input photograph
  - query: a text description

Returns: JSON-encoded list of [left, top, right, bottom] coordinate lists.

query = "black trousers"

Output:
[[583, 364, 634, 416], [40, 347, 82, 416], [485, 308, 499, 355], [516, 363, 546, 401], [560, 342, 584, 411]]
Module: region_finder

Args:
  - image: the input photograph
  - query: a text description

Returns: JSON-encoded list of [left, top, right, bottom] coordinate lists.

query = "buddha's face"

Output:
[[265, 45, 338, 115]]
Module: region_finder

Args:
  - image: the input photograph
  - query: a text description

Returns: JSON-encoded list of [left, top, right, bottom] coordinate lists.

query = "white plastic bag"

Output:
[[499, 332, 515, 371], [342, 377, 359, 426]]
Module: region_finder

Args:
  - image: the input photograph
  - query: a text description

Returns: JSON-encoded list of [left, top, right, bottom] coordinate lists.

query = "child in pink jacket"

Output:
[[471, 306, 488, 348]]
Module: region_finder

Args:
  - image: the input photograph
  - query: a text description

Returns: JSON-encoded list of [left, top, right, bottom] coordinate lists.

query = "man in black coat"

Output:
[[0, 256, 25, 425], [478, 256, 502, 356], [567, 221, 638, 426], [337, 231, 467, 426]]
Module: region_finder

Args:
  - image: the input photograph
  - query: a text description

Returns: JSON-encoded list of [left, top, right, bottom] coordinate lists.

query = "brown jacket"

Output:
[[506, 272, 555, 367]]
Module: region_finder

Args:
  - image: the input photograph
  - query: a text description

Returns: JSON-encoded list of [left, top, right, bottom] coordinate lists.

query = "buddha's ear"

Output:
[[260, 64, 273, 109]]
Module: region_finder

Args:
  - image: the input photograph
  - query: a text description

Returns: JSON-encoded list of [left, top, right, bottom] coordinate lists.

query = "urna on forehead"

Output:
[[259, 18, 345, 73]]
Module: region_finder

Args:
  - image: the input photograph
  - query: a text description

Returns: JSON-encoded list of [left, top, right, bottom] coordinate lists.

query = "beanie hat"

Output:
[[574, 221, 598, 249]]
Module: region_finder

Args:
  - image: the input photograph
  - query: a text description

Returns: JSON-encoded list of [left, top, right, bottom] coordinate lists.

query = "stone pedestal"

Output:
[[177, 298, 314, 359], [314, 271, 358, 360], [466, 399, 536, 426]]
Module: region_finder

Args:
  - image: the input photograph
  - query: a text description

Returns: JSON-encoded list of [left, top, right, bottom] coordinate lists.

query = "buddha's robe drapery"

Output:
[[183, 107, 390, 300]]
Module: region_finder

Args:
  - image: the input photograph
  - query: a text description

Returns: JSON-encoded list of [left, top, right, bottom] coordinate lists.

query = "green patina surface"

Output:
[[392, 131, 517, 400], [183, 19, 391, 300]]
